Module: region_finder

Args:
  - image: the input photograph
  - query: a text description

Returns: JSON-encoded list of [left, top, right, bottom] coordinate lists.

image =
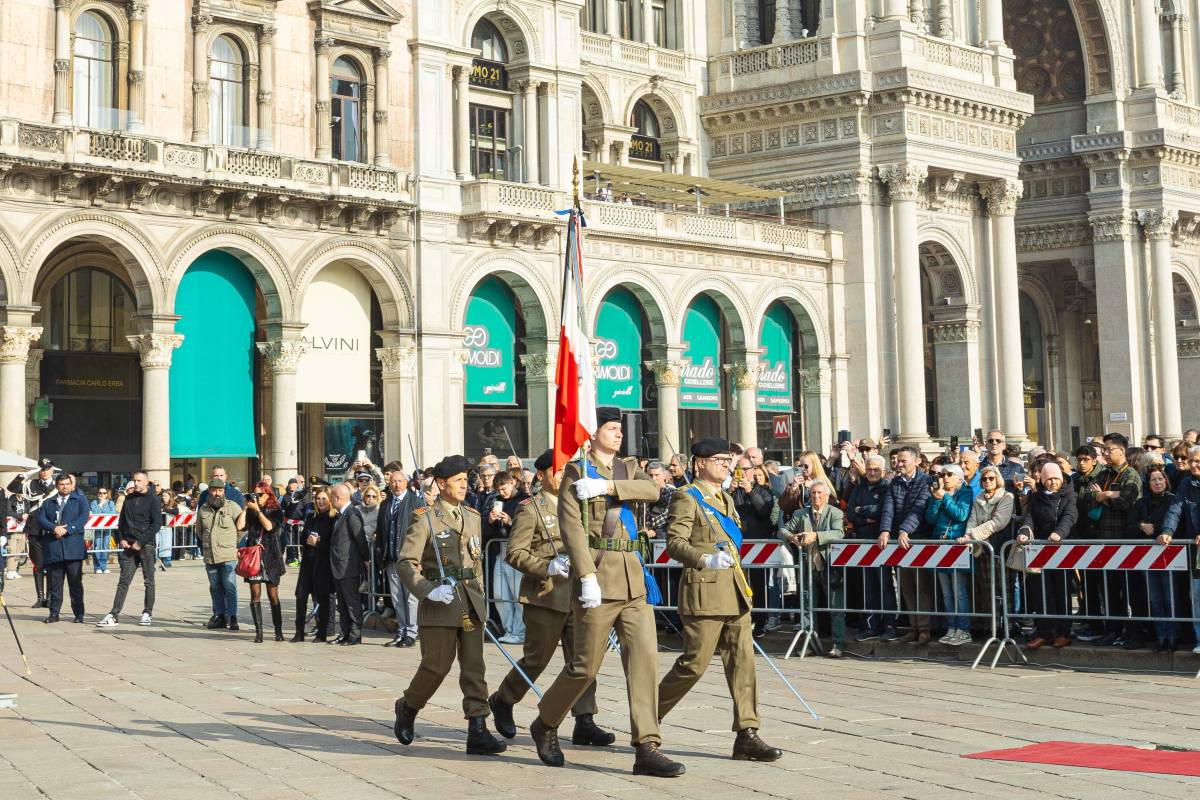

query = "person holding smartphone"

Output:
[[488, 471, 527, 644]]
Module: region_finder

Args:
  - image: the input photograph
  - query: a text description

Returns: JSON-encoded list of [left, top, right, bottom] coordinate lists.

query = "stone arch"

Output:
[[581, 78, 614, 126], [1007, 0, 1120, 97], [1018, 273, 1061, 338], [622, 85, 689, 141], [461, 1, 540, 65], [0, 223, 20, 307], [675, 279, 751, 350], [916, 232, 977, 309], [165, 226, 293, 321], [1172, 266, 1199, 325], [293, 238, 414, 332], [585, 269, 671, 345], [452, 252, 553, 340], [20, 211, 163, 314], [751, 285, 830, 359]]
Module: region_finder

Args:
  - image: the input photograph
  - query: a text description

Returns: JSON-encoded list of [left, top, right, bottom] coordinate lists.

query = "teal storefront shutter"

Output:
[[595, 287, 642, 410], [757, 303, 793, 411], [464, 277, 517, 405], [680, 295, 721, 410], [170, 251, 257, 457]]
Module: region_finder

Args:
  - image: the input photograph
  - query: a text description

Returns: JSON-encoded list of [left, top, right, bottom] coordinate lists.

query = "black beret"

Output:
[[596, 406, 622, 428], [431, 454, 472, 479], [534, 449, 554, 472], [691, 437, 732, 458]]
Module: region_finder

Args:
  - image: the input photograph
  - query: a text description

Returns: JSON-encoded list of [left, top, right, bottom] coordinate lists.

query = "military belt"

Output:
[[587, 535, 639, 552], [423, 566, 477, 582]]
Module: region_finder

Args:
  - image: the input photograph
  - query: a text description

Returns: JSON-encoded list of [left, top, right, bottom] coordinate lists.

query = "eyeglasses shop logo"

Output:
[[759, 360, 788, 392], [592, 338, 632, 382], [681, 356, 717, 388], [464, 325, 503, 368]]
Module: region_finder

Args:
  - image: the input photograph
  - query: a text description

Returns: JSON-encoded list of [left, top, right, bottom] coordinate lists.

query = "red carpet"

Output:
[[964, 741, 1200, 776]]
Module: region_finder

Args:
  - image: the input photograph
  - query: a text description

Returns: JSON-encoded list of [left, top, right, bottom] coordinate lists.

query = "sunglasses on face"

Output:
[[980, 476, 998, 482], [986, 438, 1005, 444]]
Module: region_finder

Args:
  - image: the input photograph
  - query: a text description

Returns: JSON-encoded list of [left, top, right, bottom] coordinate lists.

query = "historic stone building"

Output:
[[0, 0, 1193, 489]]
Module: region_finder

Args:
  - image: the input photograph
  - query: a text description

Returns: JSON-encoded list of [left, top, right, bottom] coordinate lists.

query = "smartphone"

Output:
[[838, 429, 851, 445], [974, 427, 984, 443], [734, 466, 744, 483], [949, 435, 959, 454], [882, 428, 892, 440], [492, 500, 503, 514]]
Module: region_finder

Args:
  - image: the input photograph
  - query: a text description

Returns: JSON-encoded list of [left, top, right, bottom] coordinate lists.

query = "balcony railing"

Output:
[[709, 36, 833, 92], [580, 32, 687, 75], [461, 179, 564, 216], [0, 119, 409, 201]]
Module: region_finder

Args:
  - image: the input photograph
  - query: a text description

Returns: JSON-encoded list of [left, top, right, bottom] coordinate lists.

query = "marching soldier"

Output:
[[487, 449, 615, 747], [529, 407, 685, 778], [392, 455, 506, 756], [657, 438, 783, 762]]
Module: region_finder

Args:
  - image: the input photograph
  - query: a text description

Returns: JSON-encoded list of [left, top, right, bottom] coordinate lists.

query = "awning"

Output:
[[579, 160, 785, 207]]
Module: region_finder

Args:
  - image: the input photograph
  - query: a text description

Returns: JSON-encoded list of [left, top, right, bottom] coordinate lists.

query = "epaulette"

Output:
[[414, 507, 427, 516], [520, 498, 533, 506], [461, 505, 479, 516]]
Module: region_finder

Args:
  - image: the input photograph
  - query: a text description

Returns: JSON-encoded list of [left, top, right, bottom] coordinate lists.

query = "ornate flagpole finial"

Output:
[[572, 156, 580, 209]]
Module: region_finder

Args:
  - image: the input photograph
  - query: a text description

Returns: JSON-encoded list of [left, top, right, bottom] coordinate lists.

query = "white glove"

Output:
[[579, 573, 602, 608], [548, 555, 570, 578], [427, 584, 456, 604], [573, 477, 609, 500], [0, 535, 6, 549], [701, 551, 735, 570]]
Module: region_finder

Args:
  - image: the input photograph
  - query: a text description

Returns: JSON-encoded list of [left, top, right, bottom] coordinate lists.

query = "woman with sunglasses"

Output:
[[238, 481, 286, 642], [294, 486, 335, 642], [89, 488, 116, 573]]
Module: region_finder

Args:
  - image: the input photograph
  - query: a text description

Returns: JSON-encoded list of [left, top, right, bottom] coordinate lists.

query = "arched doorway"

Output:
[[757, 299, 821, 458], [593, 286, 658, 457], [1175, 274, 1200, 431], [919, 241, 977, 440], [677, 290, 747, 445]]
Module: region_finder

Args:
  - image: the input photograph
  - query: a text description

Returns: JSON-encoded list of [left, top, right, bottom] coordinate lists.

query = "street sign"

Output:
[[772, 415, 791, 440]]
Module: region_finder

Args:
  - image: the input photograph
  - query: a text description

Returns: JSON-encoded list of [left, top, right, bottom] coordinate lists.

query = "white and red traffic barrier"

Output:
[[651, 540, 781, 567], [829, 541, 971, 570], [7, 511, 198, 533], [1023, 542, 1187, 571]]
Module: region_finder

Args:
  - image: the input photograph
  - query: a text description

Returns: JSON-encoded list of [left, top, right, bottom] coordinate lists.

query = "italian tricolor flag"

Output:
[[552, 208, 597, 471]]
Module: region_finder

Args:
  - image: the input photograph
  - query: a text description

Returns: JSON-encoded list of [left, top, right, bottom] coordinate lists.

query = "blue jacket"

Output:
[[1162, 474, 1200, 538], [924, 484, 974, 540], [36, 491, 90, 564], [879, 471, 932, 537]]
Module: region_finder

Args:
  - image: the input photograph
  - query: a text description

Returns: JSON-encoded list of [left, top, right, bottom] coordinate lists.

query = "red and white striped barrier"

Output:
[[1024, 542, 1187, 571], [651, 540, 781, 567], [830, 541, 971, 570], [6, 511, 197, 533]]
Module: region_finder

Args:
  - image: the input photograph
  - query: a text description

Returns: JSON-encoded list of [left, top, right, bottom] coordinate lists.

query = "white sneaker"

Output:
[[1193, 643, 1200, 655], [956, 630, 973, 645], [139, 612, 152, 626], [764, 616, 782, 632], [97, 614, 118, 628], [938, 629, 959, 645]]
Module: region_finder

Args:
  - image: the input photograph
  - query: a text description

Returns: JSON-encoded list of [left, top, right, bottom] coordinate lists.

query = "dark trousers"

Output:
[[334, 576, 362, 640], [1028, 570, 1069, 638], [111, 545, 156, 617], [46, 559, 84, 617]]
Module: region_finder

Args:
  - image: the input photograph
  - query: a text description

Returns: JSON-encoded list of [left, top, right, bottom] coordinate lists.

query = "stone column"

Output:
[[882, 0, 908, 22], [0, 327, 41, 456], [799, 363, 833, 452], [315, 36, 334, 159], [257, 25, 275, 150], [1168, 13, 1186, 97], [191, 13, 212, 144], [1179, 338, 1200, 431], [1137, 0, 1164, 89], [642, 0, 655, 44], [257, 338, 308, 478], [128, 0, 146, 132], [453, 65, 471, 180], [127, 333, 183, 486], [52, 0, 71, 124], [376, 343, 416, 465], [982, 179, 1027, 441], [879, 163, 928, 442], [521, 350, 555, 455], [1140, 208, 1181, 438], [373, 48, 391, 166], [1046, 337, 1066, 450], [724, 361, 763, 449], [24, 349, 43, 456], [929, 319, 982, 440], [772, 1, 792, 43], [982, 0, 1005, 47], [646, 359, 684, 461], [936, 0, 954, 38], [910, 0, 926, 29], [1089, 211, 1146, 439], [542, 82, 560, 187], [521, 81, 540, 184]]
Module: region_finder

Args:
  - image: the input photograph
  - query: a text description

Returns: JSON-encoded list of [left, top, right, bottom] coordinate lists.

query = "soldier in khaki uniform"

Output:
[[488, 449, 616, 746], [392, 455, 506, 756], [530, 407, 685, 778], [657, 438, 783, 762]]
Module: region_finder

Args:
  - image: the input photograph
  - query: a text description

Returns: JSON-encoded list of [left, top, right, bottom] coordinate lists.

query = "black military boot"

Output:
[[250, 603, 263, 643], [393, 699, 417, 745], [465, 716, 507, 755], [732, 728, 783, 762], [488, 693, 516, 739], [32, 571, 46, 608], [270, 602, 284, 641], [633, 743, 686, 777], [206, 614, 227, 630], [529, 716, 564, 767], [571, 713, 616, 746], [290, 619, 306, 643]]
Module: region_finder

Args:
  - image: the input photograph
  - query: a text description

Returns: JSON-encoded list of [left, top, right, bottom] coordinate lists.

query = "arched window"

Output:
[[44, 268, 135, 353], [73, 11, 116, 128], [331, 56, 365, 162], [209, 35, 246, 147], [629, 100, 662, 162], [471, 19, 508, 62]]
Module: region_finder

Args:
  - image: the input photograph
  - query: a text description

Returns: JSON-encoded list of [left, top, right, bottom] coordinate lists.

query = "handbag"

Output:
[[235, 543, 263, 578], [1005, 542, 1041, 574]]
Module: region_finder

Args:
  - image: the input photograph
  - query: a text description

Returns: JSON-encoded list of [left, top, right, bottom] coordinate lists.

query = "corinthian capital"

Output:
[[723, 362, 764, 391], [257, 339, 308, 375], [644, 359, 687, 388], [878, 164, 928, 202], [1137, 208, 1178, 240], [0, 326, 43, 363], [375, 345, 416, 379], [127, 333, 184, 369], [980, 179, 1023, 217]]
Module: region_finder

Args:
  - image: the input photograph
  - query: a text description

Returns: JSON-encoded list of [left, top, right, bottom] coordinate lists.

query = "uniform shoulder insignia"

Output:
[[461, 505, 480, 516], [413, 507, 427, 516], [520, 498, 533, 506]]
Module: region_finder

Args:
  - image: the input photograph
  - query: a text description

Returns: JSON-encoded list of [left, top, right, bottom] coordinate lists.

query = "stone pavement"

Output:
[[0, 562, 1198, 800]]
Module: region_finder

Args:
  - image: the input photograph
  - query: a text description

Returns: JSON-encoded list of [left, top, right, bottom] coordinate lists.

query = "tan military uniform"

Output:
[[495, 491, 597, 716], [657, 481, 761, 732], [536, 453, 661, 745], [398, 498, 490, 718]]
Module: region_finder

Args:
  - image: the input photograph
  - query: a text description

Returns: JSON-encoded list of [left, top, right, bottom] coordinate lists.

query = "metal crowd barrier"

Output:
[[999, 538, 1200, 678]]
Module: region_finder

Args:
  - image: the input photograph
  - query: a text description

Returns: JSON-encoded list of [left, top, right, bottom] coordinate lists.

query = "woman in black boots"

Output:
[[293, 485, 335, 642], [237, 481, 286, 642]]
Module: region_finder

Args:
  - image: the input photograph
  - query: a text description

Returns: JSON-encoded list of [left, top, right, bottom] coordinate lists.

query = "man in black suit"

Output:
[[329, 483, 370, 645], [377, 470, 422, 646]]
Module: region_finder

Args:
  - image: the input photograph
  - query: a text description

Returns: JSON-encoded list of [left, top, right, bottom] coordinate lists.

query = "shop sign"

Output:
[[594, 289, 642, 410], [464, 277, 516, 405], [680, 295, 721, 410], [757, 304, 793, 411], [297, 263, 371, 404]]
